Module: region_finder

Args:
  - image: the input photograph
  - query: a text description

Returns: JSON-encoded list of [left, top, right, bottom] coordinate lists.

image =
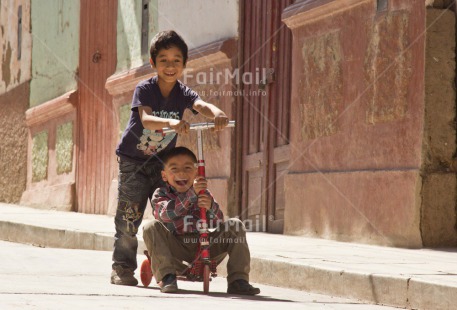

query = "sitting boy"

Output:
[[143, 146, 260, 295]]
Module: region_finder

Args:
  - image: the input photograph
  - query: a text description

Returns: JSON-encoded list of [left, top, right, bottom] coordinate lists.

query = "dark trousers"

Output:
[[112, 158, 164, 271]]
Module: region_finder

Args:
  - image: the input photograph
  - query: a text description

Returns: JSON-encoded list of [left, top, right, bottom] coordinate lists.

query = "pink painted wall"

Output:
[[282, 0, 428, 247]]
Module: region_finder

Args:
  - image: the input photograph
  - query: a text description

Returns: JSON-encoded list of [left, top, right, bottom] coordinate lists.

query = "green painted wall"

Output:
[[56, 121, 73, 175], [30, 0, 79, 107], [116, 0, 158, 72], [32, 130, 48, 182], [119, 103, 131, 140]]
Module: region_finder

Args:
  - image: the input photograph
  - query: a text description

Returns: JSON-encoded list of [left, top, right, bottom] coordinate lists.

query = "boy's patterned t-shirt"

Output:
[[116, 76, 200, 163]]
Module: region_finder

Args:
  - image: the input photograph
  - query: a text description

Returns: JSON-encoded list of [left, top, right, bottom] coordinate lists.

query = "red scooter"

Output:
[[140, 121, 235, 293]]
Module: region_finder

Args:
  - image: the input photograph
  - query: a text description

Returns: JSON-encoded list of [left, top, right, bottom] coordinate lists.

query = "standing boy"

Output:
[[111, 30, 229, 286], [143, 147, 260, 295]]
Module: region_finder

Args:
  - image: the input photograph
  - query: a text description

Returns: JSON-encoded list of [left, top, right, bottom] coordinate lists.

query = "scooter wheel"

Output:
[[203, 264, 210, 294], [140, 258, 153, 287]]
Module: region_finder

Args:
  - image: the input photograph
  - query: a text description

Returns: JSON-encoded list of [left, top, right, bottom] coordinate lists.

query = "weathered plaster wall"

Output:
[[31, 130, 48, 182], [0, 0, 31, 203], [421, 8, 457, 246], [157, 0, 238, 49], [283, 0, 427, 247], [21, 91, 77, 211], [0, 0, 31, 93], [116, 0, 158, 72], [299, 31, 342, 140], [0, 83, 28, 202], [425, 0, 455, 8], [29, 0, 79, 107], [56, 121, 73, 175]]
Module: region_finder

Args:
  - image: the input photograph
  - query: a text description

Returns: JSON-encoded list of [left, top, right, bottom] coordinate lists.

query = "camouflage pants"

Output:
[[112, 158, 164, 271]]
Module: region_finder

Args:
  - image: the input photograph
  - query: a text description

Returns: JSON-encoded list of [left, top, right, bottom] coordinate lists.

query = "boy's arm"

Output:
[[152, 187, 198, 223], [192, 100, 229, 131], [205, 190, 224, 228], [138, 106, 190, 134], [205, 190, 224, 221]]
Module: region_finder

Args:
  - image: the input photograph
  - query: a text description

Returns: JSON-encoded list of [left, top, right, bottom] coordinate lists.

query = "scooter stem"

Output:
[[196, 128, 210, 260]]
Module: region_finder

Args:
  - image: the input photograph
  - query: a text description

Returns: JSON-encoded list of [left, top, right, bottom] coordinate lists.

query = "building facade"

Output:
[[1, 0, 456, 248]]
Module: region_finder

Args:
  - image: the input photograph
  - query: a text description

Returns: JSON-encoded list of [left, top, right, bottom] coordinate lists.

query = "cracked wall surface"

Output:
[[116, 0, 158, 72], [0, 83, 28, 202], [364, 11, 412, 125], [299, 31, 343, 141], [0, 0, 31, 93], [29, 0, 79, 107], [284, 0, 427, 247], [421, 8, 457, 246], [0, 1, 30, 202]]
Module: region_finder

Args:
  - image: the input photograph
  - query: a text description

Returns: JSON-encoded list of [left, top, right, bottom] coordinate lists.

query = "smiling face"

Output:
[[161, 154, 197, 193], [150, 45, 185, 85]]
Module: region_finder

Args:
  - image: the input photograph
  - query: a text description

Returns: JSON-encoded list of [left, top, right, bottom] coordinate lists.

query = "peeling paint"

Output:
[[56, 122, 73, 174], [30, 0, 79, 106], [117, 0, 151, 71], [32, 131, 48, 182], [0, 1, 32, 93], [2, 42, 12, 88], [299, 31, 343, 141], [364, 11, 411, 124]]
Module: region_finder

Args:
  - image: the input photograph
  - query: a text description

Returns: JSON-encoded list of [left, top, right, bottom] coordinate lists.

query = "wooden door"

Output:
[[239, 0, 292, 233], [76, 0, 117, 214]]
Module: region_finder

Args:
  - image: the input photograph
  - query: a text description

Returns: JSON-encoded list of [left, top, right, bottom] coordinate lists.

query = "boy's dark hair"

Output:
[[161, 146, 197, 166], [150, 30, 188, 66]]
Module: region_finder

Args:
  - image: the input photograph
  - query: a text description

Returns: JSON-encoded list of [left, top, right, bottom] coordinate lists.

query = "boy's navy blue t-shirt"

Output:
[[116, 76, 200, 163]]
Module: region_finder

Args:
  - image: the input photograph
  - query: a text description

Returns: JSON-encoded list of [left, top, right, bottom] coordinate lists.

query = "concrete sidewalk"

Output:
[[0, 203, 456, 309]]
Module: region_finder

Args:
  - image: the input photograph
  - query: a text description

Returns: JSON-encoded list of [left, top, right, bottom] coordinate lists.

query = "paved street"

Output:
[[0, 241, 398, 310]]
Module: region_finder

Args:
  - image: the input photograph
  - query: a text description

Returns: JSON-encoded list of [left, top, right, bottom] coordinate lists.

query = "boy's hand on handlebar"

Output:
[[197, 193, 212, 210], [169, 119, 190, 134], [212, 113, 229, 132], [194, 177, 211, 210], [193, 176, 207, 194]]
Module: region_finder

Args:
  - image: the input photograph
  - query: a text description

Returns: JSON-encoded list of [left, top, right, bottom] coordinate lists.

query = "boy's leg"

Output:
[[210, 218, 260, 295], [143, 219, 198, 283], [210, 218, 250, 283], [111, 159, 160, 285]]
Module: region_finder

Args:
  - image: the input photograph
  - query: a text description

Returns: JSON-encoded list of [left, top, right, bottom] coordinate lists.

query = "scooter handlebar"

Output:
[[161, 120, 235, 134]]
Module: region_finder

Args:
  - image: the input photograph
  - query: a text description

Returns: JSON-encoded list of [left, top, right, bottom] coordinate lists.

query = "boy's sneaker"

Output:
[[160, 274, 178, 293], [110, 266, 138, 286], [227, 279, 260, 295]]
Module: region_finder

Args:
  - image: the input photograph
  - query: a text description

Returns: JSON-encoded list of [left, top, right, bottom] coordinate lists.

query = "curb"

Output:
[[249, 257, 409, 308], [0, 221, 113, 252], [1, 219, 456, 309], [248, 257, 457, 309]]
